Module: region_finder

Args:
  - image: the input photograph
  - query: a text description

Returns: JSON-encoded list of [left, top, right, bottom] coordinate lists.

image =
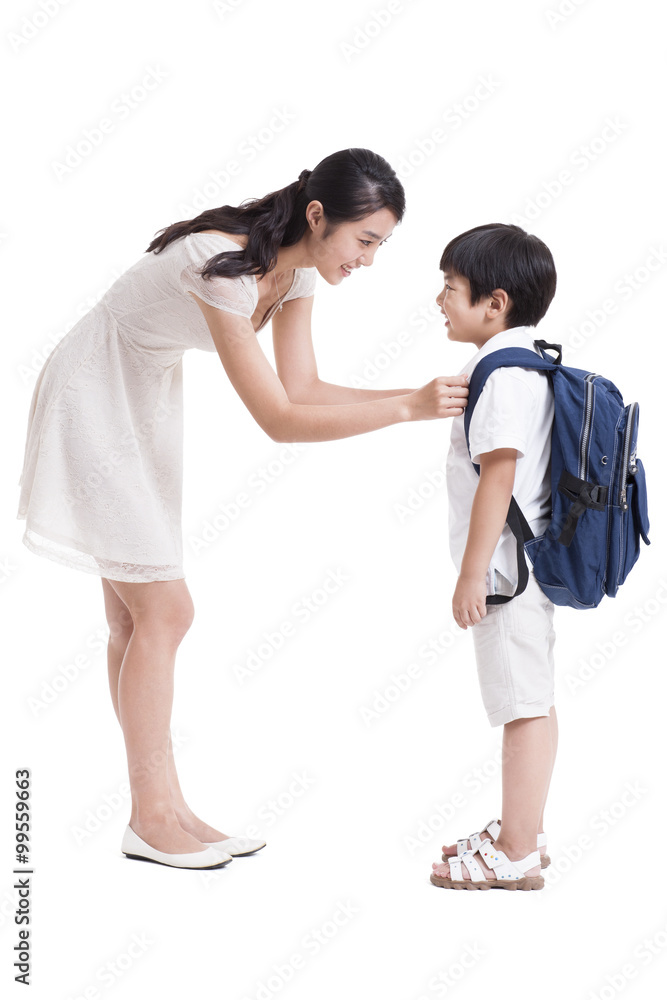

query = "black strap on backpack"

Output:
[[486, 498, 535, 605]]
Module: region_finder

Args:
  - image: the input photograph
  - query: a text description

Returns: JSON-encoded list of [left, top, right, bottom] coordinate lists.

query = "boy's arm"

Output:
[[452, 448, 518, 630]]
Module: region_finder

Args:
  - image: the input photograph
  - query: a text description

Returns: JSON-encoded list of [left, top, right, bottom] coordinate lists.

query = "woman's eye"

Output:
[[360, 240, 372, 247]]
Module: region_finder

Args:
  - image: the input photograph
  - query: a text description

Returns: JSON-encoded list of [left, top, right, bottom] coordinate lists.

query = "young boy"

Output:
[[430, 223, 558, 891]]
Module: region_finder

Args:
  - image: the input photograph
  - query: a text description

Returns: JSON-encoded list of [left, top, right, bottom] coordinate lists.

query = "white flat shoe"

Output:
[[205, 835, 266, 856], [121, 825, 233, 869]]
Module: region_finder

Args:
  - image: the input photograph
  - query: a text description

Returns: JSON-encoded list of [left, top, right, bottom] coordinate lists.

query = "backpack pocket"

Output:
[[605, 404, 650, 596], [607, 458, 650, 595], [525, 473, 609, 609]]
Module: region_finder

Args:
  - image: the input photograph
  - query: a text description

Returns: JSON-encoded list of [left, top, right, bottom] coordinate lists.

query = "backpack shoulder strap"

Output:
[[464, 347, 557, 467], [462, 345, 559, 605]]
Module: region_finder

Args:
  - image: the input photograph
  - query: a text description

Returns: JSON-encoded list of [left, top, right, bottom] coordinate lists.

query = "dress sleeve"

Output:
[[180, 262, 256, 317], [285, 266, 317, 302]]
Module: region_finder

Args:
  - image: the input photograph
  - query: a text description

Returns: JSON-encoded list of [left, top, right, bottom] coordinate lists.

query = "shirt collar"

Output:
[[460, 326, 538, 376]]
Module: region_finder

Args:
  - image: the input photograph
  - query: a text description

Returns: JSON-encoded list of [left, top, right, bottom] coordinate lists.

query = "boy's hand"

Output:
[[452, 574, 487, 629], [453, 448, 517, 629]]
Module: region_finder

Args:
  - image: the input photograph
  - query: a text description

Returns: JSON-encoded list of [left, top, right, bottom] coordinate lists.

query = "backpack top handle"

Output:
[[534, 340, 563, 365]]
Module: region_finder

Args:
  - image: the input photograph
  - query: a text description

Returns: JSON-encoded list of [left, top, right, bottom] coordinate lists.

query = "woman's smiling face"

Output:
[[305, 204, 397, 284]]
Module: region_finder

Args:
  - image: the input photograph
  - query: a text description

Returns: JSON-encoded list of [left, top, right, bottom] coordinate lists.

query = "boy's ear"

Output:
[[487, 287, 510, 318]]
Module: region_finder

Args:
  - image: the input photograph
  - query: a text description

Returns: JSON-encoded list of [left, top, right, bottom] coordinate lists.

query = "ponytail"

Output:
[[145, 149, 404, 280]]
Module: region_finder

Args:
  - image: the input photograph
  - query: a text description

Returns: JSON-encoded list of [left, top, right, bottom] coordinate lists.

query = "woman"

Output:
[[17, 148, 468, 870]]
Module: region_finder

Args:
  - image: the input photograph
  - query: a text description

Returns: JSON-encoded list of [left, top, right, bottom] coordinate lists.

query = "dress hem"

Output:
[[20, 526, 185, 584]]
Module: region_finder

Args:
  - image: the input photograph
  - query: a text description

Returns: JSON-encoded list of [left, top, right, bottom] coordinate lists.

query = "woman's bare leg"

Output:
[[101, 577, 134, 722], [101, 576, 226, 852]]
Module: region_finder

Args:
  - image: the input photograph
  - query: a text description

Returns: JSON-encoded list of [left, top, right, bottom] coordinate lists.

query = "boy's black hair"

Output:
[[439, 223, 557, 327]]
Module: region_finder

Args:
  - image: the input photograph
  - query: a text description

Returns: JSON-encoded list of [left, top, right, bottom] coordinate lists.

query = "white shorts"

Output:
[[471, 568, 556, 727]]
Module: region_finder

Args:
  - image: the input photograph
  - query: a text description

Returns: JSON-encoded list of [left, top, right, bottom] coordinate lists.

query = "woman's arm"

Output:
[[452, 448, 518, 630], [190, 292, 468, 443], [271, 294, 438, 403]]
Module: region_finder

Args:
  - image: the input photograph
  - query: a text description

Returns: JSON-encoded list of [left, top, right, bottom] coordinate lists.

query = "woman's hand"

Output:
[[191, 294, 470, 441], [405, 375, 469, 421], [191, 293, 459, 442]]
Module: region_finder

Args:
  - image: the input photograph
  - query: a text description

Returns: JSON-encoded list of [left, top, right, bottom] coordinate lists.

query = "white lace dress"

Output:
[[16, 233, 317, 583]]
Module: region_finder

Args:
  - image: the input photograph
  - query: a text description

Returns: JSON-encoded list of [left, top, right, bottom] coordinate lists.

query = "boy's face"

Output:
[[436, 271, 509, 348]]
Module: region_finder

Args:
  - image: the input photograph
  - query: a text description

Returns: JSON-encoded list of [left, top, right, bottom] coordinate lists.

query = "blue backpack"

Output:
[[464, 340, 650, 609]]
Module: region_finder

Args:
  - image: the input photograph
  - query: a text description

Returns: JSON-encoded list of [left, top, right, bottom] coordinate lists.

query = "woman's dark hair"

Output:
[[439, 223, 557, 327], [146, 148, 405, 279]]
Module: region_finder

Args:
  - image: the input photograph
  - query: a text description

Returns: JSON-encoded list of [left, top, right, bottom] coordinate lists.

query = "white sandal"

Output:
[[442, 817, 551, 868], [432, 838, 544, 891]]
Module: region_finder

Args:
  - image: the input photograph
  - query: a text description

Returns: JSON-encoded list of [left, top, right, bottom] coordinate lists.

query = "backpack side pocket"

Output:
[[608, 458, 650, 595]]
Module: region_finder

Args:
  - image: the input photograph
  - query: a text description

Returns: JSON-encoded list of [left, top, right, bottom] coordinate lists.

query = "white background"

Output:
[[2, 1, 666, 997]]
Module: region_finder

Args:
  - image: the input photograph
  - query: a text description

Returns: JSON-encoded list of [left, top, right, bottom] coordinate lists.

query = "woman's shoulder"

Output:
[[187, 230, 246, 250], [176, 230, 250, 270], [289, 265, 317, 299], [180, 231, 255, 285], [177, 233, 257, 315]]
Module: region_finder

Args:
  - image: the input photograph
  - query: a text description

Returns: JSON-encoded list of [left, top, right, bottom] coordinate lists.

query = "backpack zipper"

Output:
[[619, 402, 639, 510], [578, 374, 598, 479]]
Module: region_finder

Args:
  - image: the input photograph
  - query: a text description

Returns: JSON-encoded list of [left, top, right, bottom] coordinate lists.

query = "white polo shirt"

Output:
[[446, 326, 554, 594]]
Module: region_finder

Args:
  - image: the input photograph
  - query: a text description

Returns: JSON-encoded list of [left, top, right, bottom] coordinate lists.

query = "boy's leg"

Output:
[[492, 711, 554, 862], [476, 571, 557, 862], [440, 704, 557, 859], [434, 571, 556, 881], [538, 706, 558, 836], [434, 708, 554, 881]]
